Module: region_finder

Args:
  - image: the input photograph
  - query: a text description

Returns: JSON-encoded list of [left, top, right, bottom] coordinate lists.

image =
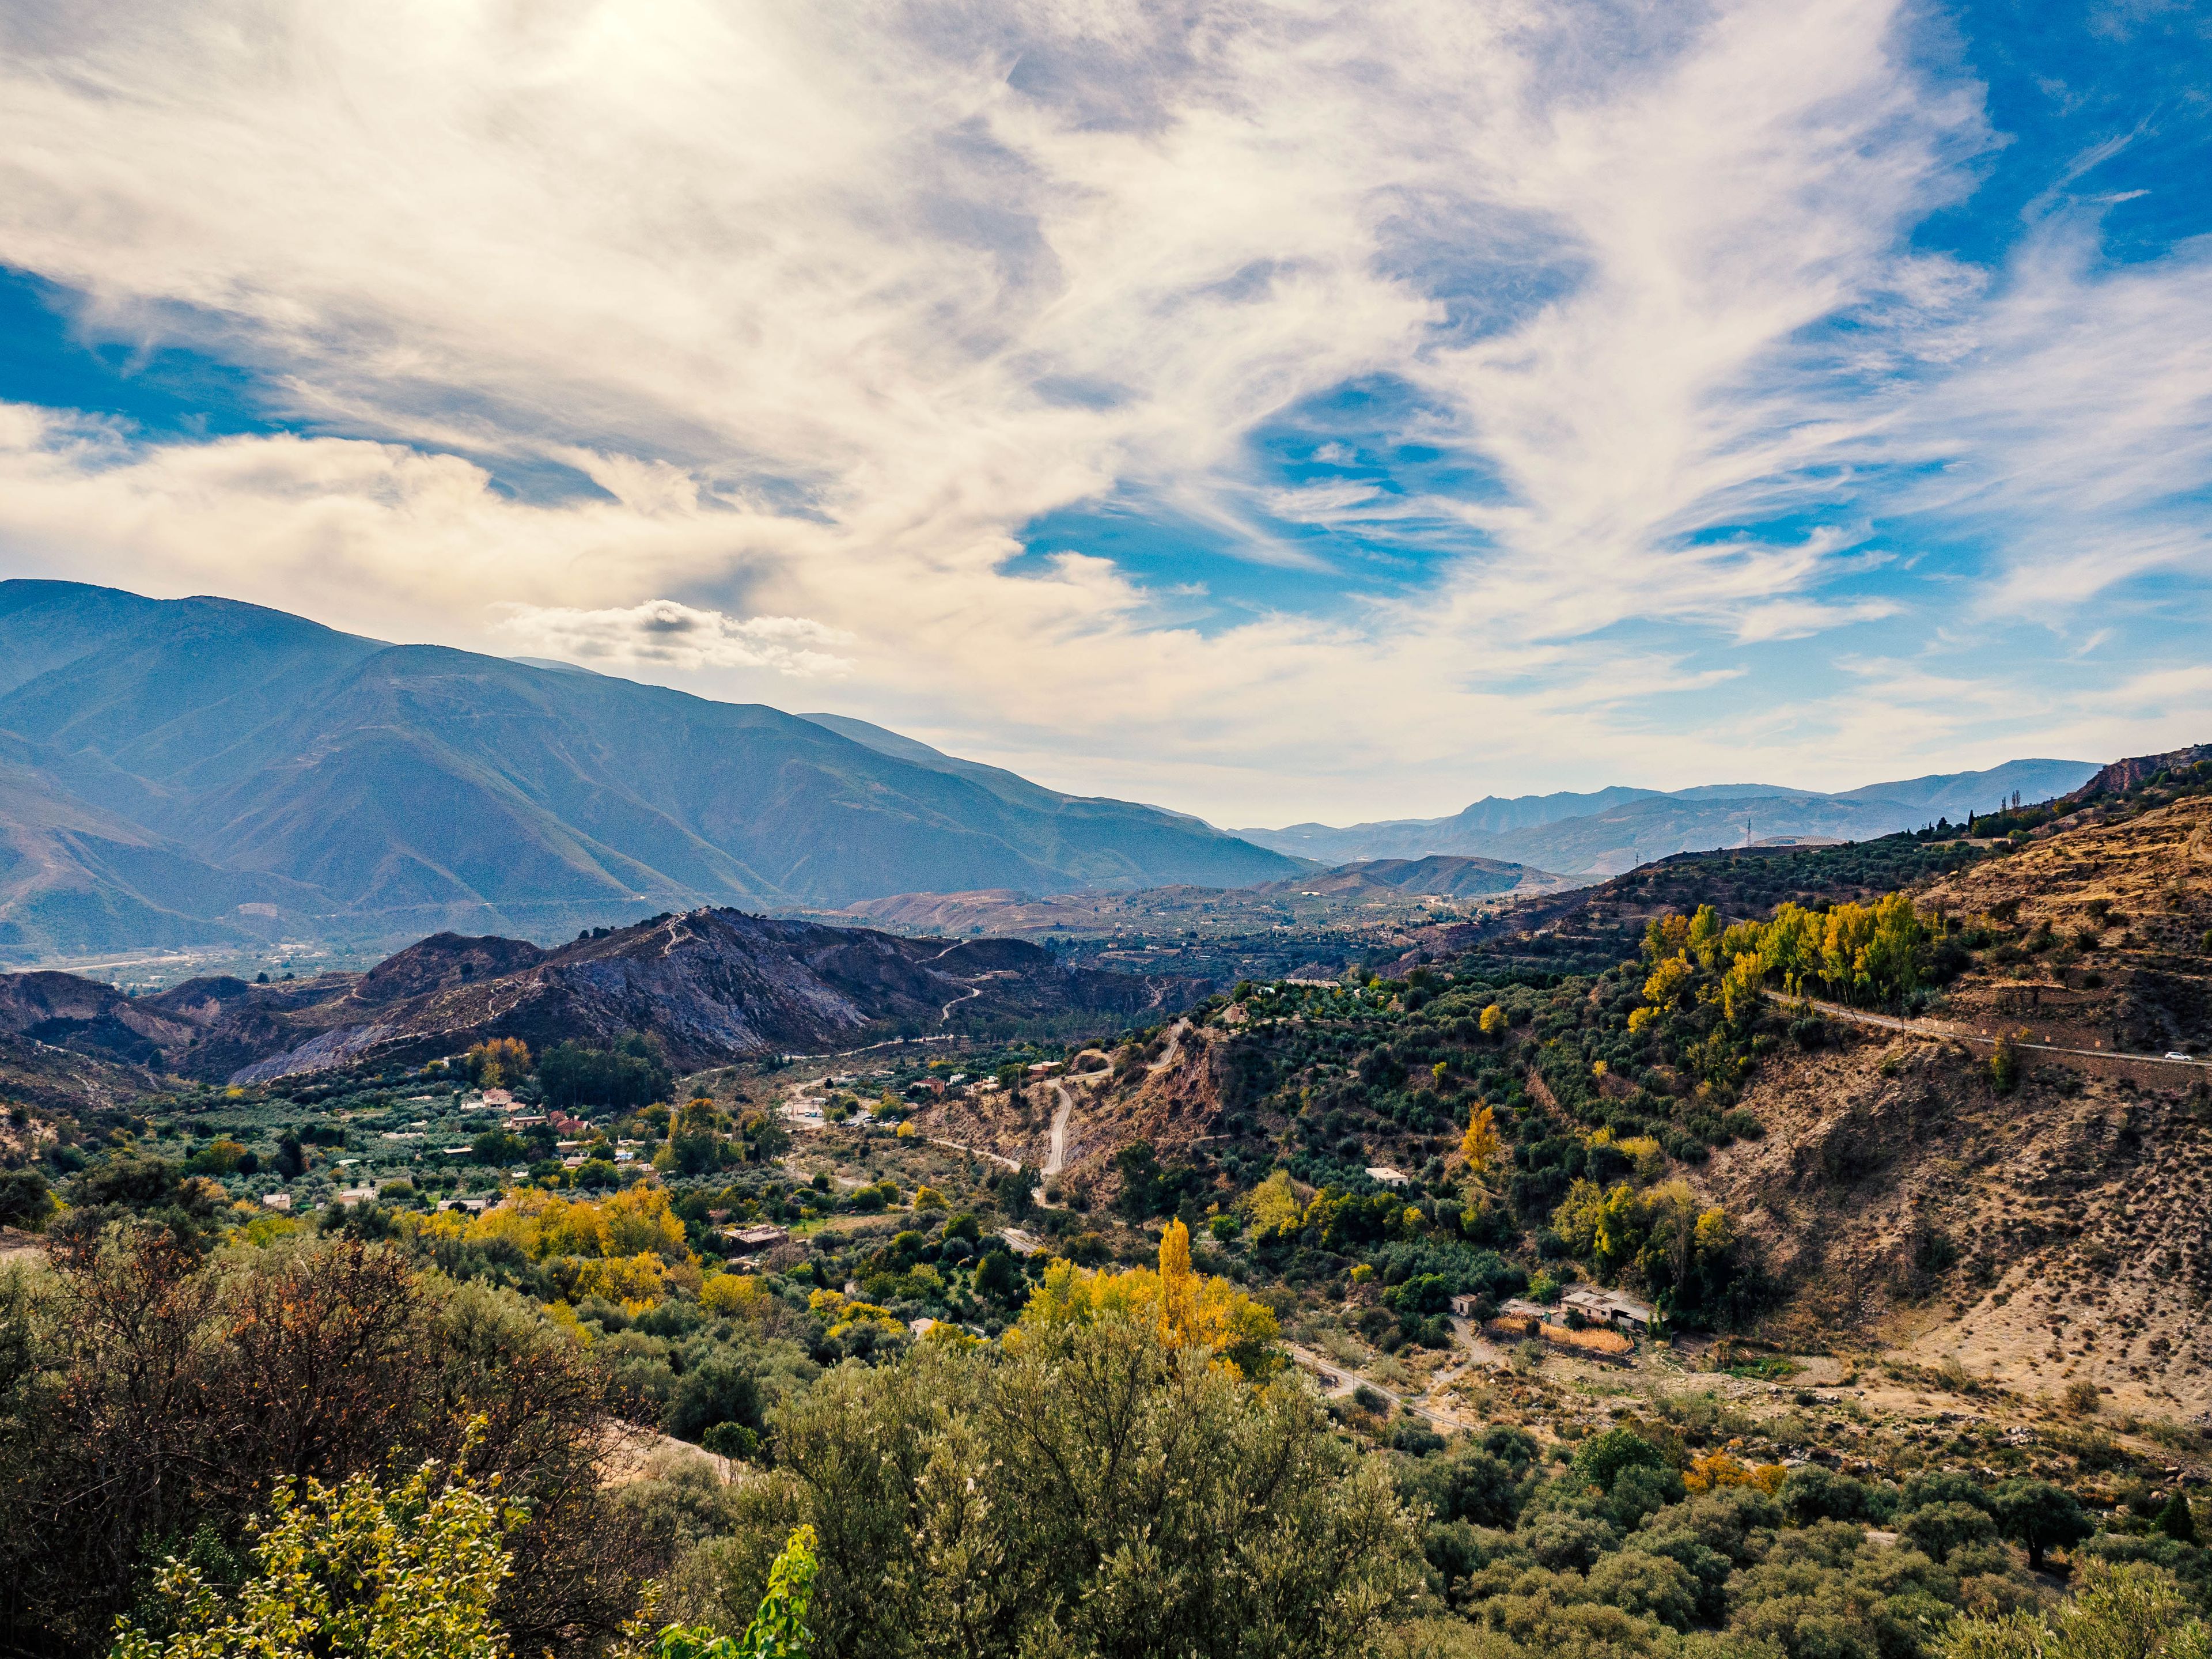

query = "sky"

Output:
[[0, 0, 2209, 828]]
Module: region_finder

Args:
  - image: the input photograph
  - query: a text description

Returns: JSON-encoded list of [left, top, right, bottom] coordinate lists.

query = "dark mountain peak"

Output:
[[166, 903, 1201, 1083], [354, 931, 550, 1004], [0, 970, 132, 1032]]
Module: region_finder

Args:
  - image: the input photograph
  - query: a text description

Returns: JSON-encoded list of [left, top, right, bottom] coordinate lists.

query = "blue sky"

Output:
[[0, 0, 2206, 825]]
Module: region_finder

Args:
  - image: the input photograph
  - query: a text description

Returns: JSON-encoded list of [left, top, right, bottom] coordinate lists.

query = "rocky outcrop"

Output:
[[2061, 743, 2212, 806]]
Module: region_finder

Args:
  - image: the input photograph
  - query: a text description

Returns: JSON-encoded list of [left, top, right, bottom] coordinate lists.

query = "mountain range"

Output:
[[1233, 758, 2101, 874], [0, 581, 1301, 960], [0, 579, 2115, 964], [0, 906, 1206, 1082]]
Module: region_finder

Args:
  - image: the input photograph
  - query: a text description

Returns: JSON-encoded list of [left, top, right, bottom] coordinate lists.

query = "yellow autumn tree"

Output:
[[1641, 955, 1695, 1012], [1718, 951, 1764, 1024], [1459, 1103, 1502, 1184], [1642, 913, 1691, 964], [1158, 1218, 1201, 1343], [464, 1036, 531, 1088], [446, 1185, 689, 1265], [1241, 1169, 1304, 1242], [1020, 1219, 1279, 1376]]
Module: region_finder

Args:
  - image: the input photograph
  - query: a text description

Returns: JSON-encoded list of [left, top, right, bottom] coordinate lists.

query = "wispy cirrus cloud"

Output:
[[494, 600, 853, 677], [0, 0, 2205, 821]]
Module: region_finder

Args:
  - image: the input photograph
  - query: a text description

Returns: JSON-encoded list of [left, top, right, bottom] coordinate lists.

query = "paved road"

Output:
[[1769, 991, 2207, 1069], [778, 1033, 956, 1062]]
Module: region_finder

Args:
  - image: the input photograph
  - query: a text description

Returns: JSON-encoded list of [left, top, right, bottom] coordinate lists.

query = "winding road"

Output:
[[1766, 990, 2207, 1069], [925, 1135, 1021, 1172], [1042, 1080, 1074, 1177]]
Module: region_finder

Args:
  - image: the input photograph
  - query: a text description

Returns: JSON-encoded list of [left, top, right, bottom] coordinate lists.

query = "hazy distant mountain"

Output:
[[1252, 854, 1569, 901], [0, 581, 1300, 960], [1236, 758, 2100, 876], [1243, 786, 1661, 865]]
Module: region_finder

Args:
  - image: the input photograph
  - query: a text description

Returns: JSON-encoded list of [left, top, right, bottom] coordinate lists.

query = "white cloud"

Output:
[[495, 599, 852, 676], [1733, 599, 1902, 645], [0, 1, 2205, 822]]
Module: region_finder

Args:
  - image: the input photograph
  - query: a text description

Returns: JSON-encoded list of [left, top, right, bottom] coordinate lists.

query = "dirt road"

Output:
[[1767, 991, 2207, 1069], [1148, 1018, 1190, 1074], [1043, 1080, 1074, 1177], [1285, 1342, 1471, 1434]]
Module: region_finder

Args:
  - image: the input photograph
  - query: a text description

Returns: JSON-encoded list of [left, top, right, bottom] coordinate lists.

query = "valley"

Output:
[[3, 677, 2209, 1659]]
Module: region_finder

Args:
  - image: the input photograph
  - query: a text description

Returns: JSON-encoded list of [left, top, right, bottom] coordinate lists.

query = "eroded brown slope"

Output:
[[1691, 793, 2212, 1410], [1702, 1032, 2211, 1412], [912, 1020, 1248, 1198], [1916, 791, 2212, 1054]]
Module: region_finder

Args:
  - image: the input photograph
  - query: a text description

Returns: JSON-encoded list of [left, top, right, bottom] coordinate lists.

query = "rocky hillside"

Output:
[[916, 1017, 1236, 1192], [1702, 1029, 2211, 1414], [0, 908, 1209, 1084], [903, 750, 2212, 1414], [1693, 781, 2212, 1410]]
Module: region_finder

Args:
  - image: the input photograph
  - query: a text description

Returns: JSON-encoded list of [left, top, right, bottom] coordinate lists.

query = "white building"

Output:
[[1559, 1286, 1656, 1332]]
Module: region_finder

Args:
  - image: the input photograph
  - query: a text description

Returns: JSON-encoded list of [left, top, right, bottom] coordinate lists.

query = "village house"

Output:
[[1559, 1285, 1656, 1332], [722, 1223, 789, 1251]]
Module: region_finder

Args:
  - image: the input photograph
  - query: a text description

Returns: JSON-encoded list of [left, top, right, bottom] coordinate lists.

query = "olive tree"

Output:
[[664, 1316, 1420, 1658]]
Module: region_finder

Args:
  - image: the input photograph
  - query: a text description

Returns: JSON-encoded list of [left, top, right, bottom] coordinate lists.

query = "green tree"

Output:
[[110, 1437, 521, 1659], [2155, 1493, 2198, 1546], [1937, 1561, 2210, 1659], [663, 1317, 1417, 1658], [649, 1526, 818, 1659], [1988, 1034, 2022, 1095], [971, 1249, 1020, 1304], [0, 1168, 55, 1231], [470, 1130, 527, 1168], [1572, 1427, 1668, 1495], [62, 1155, 225, 1248], [1902, 1499, 1999, 1562], [539, 1036, 671, 1112], [1990, 1478, 2091, 1570]]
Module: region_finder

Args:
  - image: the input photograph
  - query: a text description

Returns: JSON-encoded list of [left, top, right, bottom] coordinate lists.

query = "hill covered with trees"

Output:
[[2, 747, 2209, 1658]]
